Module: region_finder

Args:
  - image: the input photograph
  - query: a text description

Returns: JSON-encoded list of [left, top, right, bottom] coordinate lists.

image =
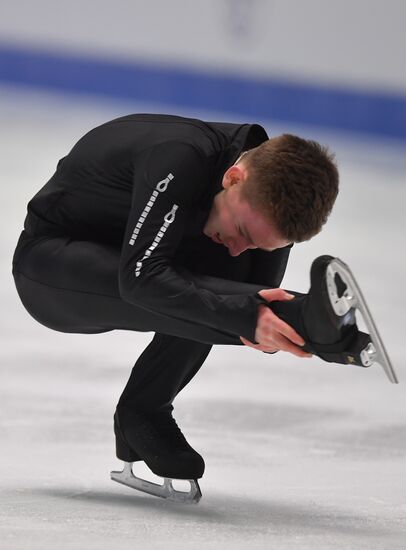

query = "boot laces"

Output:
[[130, 409, 189, 451], [150, 411, 189, 449]]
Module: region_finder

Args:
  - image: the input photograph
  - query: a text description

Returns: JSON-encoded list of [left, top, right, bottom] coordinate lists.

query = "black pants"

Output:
[[12, 230, 303, 412]]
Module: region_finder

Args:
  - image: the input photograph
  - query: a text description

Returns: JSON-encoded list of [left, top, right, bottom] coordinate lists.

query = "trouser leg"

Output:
[[11, 232, 254, 413], [12, 232, 259, 345], [267, 292, 307, 334], [117, 333, 212, 412]]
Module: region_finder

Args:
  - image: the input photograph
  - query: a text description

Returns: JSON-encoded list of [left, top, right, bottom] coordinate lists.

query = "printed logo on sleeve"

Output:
[[128, 173, 174, 245], [135, 204, 179, 277]]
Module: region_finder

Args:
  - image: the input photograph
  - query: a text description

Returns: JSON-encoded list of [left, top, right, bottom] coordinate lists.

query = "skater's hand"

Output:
[[240, 288, 312, 359]]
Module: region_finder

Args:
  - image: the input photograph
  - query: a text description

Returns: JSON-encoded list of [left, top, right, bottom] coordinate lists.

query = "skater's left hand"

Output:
[[239, 289, 312, 358]]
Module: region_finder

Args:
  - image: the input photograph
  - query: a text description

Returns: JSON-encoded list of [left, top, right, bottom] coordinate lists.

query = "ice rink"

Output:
[[1, 85, 406, 549]]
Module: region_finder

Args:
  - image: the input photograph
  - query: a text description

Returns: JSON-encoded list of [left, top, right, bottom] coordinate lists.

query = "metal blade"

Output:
[[327, 258, 398, 384], [110, 462, 202, 504]]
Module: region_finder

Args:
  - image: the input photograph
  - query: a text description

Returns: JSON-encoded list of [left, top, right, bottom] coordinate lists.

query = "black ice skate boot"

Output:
[[267, 255, 398, 383], [110, 406, 204, 503]]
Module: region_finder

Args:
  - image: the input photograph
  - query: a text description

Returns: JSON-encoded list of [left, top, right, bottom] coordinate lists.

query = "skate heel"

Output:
[[114, 412, 140, 462], [115, 433, 140, 462]]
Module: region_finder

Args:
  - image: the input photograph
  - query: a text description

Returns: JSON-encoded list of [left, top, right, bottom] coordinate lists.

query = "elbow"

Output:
[[118, 267, 156, 308], [118, 282, 131, 304], [118, 269, 142, 304]]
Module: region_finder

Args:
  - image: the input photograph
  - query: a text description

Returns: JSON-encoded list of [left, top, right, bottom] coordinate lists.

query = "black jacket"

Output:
[[17, 114, 291, 343]]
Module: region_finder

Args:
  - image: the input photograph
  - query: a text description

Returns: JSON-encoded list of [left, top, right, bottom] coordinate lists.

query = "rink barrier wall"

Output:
[[0, 42, 405, 141]]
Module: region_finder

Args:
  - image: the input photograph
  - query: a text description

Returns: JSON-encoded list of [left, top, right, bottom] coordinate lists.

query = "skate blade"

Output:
[[327, 258, 398, 384], [110, 462, 202, 504]]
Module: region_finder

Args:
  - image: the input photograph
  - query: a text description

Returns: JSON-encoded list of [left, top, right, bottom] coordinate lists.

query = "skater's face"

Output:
[[202, 159, 291, 257]]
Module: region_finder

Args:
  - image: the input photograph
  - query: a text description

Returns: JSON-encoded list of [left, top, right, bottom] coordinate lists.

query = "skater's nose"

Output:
[[226, 239, 256, 256]]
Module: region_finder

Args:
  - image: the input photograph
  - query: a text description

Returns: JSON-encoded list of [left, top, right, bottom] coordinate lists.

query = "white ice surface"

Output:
[[1, 85, 406, 549]]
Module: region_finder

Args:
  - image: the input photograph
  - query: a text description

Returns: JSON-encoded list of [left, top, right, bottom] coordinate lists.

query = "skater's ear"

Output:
[[222, 164, 247, 189]]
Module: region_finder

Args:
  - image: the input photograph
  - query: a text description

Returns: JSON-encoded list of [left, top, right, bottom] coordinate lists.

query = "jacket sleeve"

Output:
[[175, 245, 293, 293], [173, 247, 293, 353], [118, 141, 264, 343]]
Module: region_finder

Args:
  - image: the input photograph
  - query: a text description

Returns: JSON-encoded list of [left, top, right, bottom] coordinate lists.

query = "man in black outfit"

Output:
[[12, 113, 354, 502]]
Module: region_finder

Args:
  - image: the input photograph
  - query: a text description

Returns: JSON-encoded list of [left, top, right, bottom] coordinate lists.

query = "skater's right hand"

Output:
[[240, 289, 312, 358]]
